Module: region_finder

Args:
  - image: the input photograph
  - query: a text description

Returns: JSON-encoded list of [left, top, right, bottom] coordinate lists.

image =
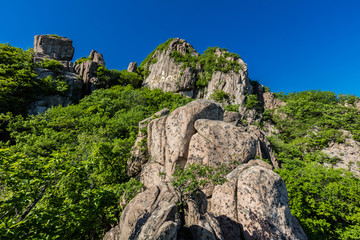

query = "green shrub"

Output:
[[224, 104, 240, 112], [36, 59, 63, 72], [210, 90, 229, 102], [245, 94, 259, 109]]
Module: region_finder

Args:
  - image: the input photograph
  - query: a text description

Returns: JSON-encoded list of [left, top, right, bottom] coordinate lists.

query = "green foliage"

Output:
[[245, 94, 259, 109], [0, 43, 38, 114], [224, 104, 240, 112], [277, 160, 360, 240], [210, 90, 229, 102], [0, 85, 192, 239], [264, 86, 270, 92], [75, 56, 92, 65], [170, 46, 243, 88], [48, 34, 62, 39], [266, 90, 360, 239], [36, 59, 63, 72], [171, 163, 227, 212]]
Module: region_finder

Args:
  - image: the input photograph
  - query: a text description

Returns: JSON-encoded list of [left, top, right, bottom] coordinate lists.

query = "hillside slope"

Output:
[[0, 36, 359, 240]]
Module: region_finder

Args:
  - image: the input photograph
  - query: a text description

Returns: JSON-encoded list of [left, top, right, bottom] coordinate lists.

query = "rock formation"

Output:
[[127, 62, 138, 73], [34, 34, 74, 62], [142, 38, 198, 97], [29, 35, 106, 114], [110, 99, 307, 240], [141, 38, 258, 105]]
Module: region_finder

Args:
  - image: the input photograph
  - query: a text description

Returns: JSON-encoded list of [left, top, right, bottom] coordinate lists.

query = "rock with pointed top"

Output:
[[127, 62, 138, 73], [142, 38, 198, 97], [90, 50, 105, 66]]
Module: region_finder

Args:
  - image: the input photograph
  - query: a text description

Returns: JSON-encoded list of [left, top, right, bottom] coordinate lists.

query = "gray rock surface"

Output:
[[263, 92, 286, 110], [187, 119, 278, 169], [34, 34, 74, 61], [143, 100, 224, 186], [211, 162, 308, 240], [90, 50, 106, 66], [128, 108, 170, 177], [127, 62, 138, 73], [143, 38, 198, 97], [322, 130, 360, 176], [103, 184, 181, 240]]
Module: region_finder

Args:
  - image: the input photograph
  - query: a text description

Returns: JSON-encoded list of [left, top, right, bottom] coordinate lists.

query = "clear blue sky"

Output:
[[1, 0, 360, 96]]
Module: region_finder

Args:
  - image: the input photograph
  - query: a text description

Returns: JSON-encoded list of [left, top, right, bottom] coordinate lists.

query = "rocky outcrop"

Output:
[[140, 100, 224, 187], [128, 108, 170, 177], [211, 161, 307, 240], [103, 184, 181, 240], [187, 119, 278, 169], [263, 92, 286, 110], [127, 62, 138, 73], [203, 49, 252, 105], [34, 34, 74, 62], [90, 50, 105, 66], [322, 130, 360, 176], [143, 38, 198, 97], [106, 99, 307, 240], [29, 35, 107, 114]]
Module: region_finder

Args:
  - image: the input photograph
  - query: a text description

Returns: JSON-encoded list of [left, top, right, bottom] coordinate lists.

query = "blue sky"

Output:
[[1, 0, 360, 96]]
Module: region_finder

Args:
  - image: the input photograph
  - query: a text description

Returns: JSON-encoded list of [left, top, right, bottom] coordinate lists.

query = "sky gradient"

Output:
[[1, 0, 360, 96]]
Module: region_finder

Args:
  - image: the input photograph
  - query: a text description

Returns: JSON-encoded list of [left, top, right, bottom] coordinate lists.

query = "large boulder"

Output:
[[34, 34, 74, 62], [187, 119, 278, 169], [210, 161, 307, 240], [143, 38, 198, 97], [103, 184, 181, 240], [141, 99, 224, 186]]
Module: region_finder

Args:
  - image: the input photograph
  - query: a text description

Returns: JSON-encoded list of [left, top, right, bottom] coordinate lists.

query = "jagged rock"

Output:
[[187, 119, 278, 169], [142, 100, 224, 187], [90, 50, 106, 66], [127, 62, 138, 73], [211, 162, 307, 240], [34, 34, 74, 62], [223, 111, 241, 125], [74, 61, 99, 94], [143, 38, 198, 97], [263, 92, 286, 110], [103, 184, 181, 240], [204, 61, 252, 105], [128, 108, 170, 177], [185, 192, 224, 240], [322, 130, 360, 176]]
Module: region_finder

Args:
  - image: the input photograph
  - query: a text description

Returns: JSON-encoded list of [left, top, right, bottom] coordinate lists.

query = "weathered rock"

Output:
[[74, 61, 99, 94], [34, 35, 74, 61], [263, 92, 286, 110], [185, 192, 224, 240], [223, 110, 241, 125], [127, 62, 138, 73], [211, 163, 307, 240], [90, 50, 106, 66], [128, 109, 170, 177], [103, 184, 181, 240], [187, 119, 278, 169], [142, 100, 224, 186], [322, 130, 360, 176], [143, 38, 198, 97]]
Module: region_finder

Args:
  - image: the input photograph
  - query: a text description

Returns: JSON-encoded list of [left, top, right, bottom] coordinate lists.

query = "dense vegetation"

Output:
[[0, 44, 72, 115], [0, 85, 192, 239], [266, 90, 360, 239]]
